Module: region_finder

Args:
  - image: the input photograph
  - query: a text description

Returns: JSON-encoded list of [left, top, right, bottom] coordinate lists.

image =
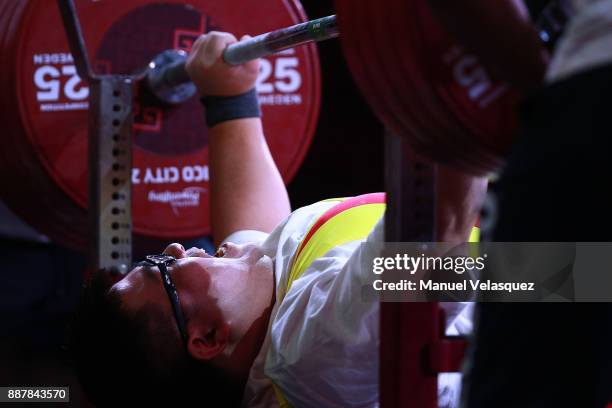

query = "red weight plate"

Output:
[[372, 0, 482, 171], [410, 0, 521, 163], [338, 0, 482, 173], [337, 0, 488, 174], [393, 0, 508, 173], [3, 0, 320, 247], [0, 1, 86, 247], [335, 2, 411, 145], [337, 0, 522, 175], [336, 0, 449, 165], [402, 1, 502, 173], [353, 2, 432, 148], [398, 0, 492, 171]]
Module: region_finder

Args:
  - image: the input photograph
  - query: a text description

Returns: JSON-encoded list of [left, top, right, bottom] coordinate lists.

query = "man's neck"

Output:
[[219, 255, 276, 383]]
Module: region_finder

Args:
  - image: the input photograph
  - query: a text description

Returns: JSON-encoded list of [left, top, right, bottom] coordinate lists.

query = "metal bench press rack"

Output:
[[383, 134, 469, 407]]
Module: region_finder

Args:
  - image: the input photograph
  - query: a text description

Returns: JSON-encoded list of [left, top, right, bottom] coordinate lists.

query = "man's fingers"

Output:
[[207, 30, 238, 42], [206, 31, 238, 51], [237, 34, 261, 75], [163, 243, 187, 259], [186, 30, 261, 95], [189, 31, 237, 63], [191, 33, 207, 51]]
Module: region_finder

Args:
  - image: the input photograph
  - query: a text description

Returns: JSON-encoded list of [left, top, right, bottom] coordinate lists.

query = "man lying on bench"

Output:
[[71, 31, 486, 408]]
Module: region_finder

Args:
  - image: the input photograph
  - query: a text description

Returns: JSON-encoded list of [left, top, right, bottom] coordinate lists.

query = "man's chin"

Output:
[[253, 254, 273, 274]]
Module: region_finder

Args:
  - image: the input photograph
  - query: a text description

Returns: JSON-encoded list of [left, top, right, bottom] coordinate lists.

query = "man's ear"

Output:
[[187, 322, 230, 362]]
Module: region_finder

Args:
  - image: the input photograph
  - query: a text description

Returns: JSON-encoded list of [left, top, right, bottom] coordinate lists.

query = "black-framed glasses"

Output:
[[135, 254, 188, 348]]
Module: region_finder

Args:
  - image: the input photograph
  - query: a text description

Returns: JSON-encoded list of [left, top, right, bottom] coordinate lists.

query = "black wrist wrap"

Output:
[[200, 89, 261, 128]]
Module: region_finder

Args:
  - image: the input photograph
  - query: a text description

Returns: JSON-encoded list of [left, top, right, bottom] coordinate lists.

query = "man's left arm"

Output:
[[437, 165, 488, 243]]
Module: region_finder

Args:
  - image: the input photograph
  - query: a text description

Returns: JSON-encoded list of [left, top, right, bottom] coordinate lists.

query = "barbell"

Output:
[[149, 3, 544, 174], [0, 0, 562, 249], [147, 5, 557, 174], [123, 0, 536, 174], [147, 15, 338, 105]]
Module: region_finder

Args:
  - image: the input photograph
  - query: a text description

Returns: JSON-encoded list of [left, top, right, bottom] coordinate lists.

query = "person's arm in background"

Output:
[[437, 166, 487, 243], [427, 0, 549, 91], [186, 32, 291, 245]]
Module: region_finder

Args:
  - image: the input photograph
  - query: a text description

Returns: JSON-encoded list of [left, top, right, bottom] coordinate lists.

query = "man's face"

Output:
[[112, 242, 270, 335]]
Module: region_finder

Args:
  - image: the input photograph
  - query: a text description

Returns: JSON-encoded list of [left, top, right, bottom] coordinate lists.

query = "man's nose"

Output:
[[163, 243, 187, 258]]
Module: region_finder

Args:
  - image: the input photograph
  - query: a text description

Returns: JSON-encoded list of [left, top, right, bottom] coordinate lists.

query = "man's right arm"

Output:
[[186, 32, 291, 246]]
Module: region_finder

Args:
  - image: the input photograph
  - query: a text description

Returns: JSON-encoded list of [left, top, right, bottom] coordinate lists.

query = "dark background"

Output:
[[0, 1, 384, 406]]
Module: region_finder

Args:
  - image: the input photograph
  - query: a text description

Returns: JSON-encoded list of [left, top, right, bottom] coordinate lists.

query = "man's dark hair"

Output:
[[70, 270, 242, 407]]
